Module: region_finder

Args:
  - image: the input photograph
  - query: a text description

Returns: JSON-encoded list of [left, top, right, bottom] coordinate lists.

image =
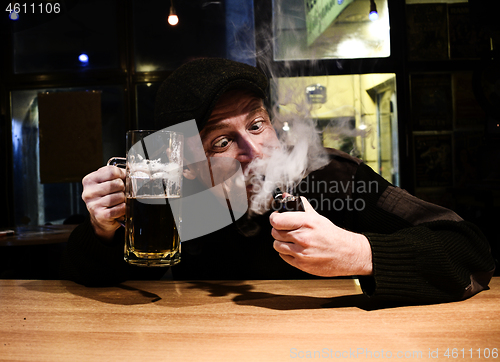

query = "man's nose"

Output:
[[236, 134, 263, 163]]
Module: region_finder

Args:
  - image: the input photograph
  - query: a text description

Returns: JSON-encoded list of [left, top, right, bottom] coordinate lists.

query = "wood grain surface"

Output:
[[1, 278, 499, 361]]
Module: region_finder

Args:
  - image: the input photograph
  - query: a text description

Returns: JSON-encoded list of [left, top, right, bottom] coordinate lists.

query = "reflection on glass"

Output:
[[373, 80, 399, 186], [273, 0, 390, 61], [272, 73, 398, 185], [11, 86, 125, 226]]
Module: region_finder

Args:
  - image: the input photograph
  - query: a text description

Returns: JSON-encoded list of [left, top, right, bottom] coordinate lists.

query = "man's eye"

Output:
[[249, 121, 263, 131], [213, 137, 230, 148]]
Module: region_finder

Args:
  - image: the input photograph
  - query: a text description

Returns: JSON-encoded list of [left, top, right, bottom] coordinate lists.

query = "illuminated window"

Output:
[[273, 0, 390, 61]]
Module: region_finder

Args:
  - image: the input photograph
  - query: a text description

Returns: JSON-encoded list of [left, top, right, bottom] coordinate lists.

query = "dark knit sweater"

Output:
[[61, 149, 495, 303]]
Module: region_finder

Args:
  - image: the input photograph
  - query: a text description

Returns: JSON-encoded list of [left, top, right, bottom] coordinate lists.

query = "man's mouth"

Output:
[[244, 173, 261, 189]]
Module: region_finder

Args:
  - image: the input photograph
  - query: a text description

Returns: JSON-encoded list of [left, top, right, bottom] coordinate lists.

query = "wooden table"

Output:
[[0, 225, 77, 279], [1, 278, 499, 361], [0, 225, 77, 247]]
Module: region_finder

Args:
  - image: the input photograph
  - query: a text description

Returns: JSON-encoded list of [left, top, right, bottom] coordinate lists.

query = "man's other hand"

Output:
[[270, 197, 373, 277]]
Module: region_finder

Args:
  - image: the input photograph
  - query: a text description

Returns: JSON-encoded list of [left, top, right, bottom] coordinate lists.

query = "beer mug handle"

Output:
[[106, 156, 126, 227], [107, 157, 126, 168]]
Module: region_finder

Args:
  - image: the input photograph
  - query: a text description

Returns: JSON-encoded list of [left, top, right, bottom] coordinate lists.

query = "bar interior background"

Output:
[[0, 0, 499, 278]]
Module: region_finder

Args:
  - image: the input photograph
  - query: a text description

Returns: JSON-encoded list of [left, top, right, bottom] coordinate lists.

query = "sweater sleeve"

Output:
[[350, 163, 495, 303], [60, 217, 166, 286]]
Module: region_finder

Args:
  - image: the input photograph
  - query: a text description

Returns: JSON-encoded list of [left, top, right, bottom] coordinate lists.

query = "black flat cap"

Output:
[[154, 58, 268, 132]]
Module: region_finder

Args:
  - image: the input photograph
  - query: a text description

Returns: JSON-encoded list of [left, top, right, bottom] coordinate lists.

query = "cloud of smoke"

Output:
[[228, 0, 377, 216], [245, 118, 330, 215]]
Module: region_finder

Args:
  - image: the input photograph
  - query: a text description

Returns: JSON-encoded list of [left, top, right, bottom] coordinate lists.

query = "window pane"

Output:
[[11, 86, 125, 226], [272, 73, 399, 185], [273, 0, 390, 61], [11, 0, 119, 74]]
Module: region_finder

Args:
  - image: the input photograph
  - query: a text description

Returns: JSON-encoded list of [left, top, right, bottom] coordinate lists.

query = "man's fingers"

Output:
[[83, 166, 125, 186], [278, 253, 295, 266], [100, 191, 126, 208], [82, 178, 125, 202], [104, 178, 125, 195], [105, 202, 126, 220], [273, 239, 302, 255], [269, 212, 305, 231], [300, 196, 315, 212], [92, 201, 126, 223], [275, 243, 301, 270], [271, 227, 296, 243], [85, 189, 126, 224], [269, 197, 318, 231]]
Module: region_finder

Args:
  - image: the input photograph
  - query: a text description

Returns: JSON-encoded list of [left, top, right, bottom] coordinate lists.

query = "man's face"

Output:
[[185, 90, 280, 199]]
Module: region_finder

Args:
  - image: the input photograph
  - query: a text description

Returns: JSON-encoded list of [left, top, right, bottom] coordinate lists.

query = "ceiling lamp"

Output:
[[369, 0, 379, 21], [168, 0, 179, 26]]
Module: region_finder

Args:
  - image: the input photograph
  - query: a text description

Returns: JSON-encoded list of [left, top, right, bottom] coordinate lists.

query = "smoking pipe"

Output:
[[271, 189, 305, 212]]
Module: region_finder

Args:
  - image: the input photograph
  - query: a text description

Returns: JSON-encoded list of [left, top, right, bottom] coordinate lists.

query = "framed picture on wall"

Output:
[[411, 74, 453, 131], [414, 133, 453, 188], [454, 131, 485, 188], [453, 72, 486, 128], [448, 3, 491, 60], [406, 3, 448, 61]]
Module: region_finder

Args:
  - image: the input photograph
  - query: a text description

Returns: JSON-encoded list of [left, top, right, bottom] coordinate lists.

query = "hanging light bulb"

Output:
[[168, 0, 178, 26], [369, 0, 379, 21]]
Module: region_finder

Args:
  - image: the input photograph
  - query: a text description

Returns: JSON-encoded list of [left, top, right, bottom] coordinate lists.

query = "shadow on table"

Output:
[[64, 282, 162, 305], [66, 282, 162, 305], [19, 280, 408, 310], [184, 281, 404, 311], [20, 280, 162, 305]]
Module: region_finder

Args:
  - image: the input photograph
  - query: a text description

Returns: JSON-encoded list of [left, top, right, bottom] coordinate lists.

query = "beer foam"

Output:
[[131, 171, 149, 179], [128, 158, 182, 198], [129, 158, 181, 180]]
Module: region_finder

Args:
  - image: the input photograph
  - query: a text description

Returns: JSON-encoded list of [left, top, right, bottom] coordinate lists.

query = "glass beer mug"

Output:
[[108, 130, 183, 267]]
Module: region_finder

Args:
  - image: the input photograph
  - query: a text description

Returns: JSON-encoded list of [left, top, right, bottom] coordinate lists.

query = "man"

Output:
[[62, 58, 495, 303]]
